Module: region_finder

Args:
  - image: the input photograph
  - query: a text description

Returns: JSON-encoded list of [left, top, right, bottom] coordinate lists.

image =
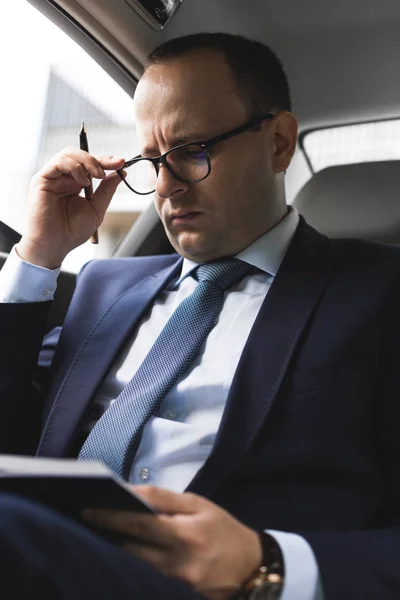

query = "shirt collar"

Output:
[[175, 206, 299, 285]]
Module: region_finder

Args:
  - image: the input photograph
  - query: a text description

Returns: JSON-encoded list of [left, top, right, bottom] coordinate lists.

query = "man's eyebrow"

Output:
[[173, 131, 213, 144]]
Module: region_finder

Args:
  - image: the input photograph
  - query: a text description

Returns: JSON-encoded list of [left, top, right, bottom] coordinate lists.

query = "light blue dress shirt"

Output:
[[0, 207, 323, 599]]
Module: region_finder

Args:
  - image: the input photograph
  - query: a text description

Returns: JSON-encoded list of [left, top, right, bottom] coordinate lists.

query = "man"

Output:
[[1, 32, 400, 600]]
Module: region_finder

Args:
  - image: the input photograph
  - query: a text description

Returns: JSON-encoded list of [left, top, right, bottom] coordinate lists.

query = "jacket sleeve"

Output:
[[301, 283, 400, 600], [0, 301, 56, 454]]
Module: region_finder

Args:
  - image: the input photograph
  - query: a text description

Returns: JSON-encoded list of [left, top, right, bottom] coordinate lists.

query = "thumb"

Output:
[[91, 171, 124, 219]]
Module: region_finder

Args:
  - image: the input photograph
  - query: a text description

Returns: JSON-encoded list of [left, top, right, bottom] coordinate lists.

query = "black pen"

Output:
[[79, 122, 99, 244]]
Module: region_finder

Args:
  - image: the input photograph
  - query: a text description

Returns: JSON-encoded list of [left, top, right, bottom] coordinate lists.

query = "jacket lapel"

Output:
[[187, 221, 336, 498], [37, 258, 182, 457]]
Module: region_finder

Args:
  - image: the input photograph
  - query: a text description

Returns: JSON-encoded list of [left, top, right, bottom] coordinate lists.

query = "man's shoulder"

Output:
[[300, 218, 400, 271], [78, 253, 181, 280], [61, 253, 182, 328], [329, 236, 400, 271]]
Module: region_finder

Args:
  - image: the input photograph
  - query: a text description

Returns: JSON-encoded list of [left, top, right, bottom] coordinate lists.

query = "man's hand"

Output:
[[82, 486, 262, 600], [17, 148, 125, 269]]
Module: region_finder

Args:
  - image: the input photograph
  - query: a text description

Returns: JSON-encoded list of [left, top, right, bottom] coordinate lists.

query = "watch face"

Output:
[[251, 581, 283, 600]]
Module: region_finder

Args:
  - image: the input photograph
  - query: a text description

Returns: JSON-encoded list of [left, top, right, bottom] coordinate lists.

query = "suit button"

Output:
[[139, 467, 150, 481]]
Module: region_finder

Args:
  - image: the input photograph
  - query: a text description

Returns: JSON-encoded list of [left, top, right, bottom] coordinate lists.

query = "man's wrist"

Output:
[[0, 245, 59, 303], [16, 239, 64, 270]]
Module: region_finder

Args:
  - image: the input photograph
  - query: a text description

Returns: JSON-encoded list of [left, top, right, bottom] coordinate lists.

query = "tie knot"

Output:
[[194, 258, 258, 290]]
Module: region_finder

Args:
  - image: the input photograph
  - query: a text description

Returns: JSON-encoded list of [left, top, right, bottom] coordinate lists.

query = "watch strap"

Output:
[[259, 532, 284, 578], [237, 532, 284, 599]]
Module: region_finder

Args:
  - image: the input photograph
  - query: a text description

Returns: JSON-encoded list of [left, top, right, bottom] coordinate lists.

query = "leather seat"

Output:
[[293, 161, 400, 243]]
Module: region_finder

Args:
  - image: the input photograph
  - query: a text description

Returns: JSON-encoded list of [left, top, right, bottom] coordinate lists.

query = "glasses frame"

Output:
[[117, 113, 275, 195]]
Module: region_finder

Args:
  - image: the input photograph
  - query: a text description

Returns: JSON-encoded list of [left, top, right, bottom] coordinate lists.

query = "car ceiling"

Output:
[[28, 0, 400, 133]]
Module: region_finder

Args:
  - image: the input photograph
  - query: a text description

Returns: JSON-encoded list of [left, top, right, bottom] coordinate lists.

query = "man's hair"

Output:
[[145, 32, 292, 115]]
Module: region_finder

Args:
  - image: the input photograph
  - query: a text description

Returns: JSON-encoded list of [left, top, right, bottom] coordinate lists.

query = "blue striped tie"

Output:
[[78, 258, 257, 478]]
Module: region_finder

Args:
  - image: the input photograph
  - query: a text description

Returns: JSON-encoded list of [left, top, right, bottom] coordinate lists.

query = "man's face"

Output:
[[133, 50, 293, 262]]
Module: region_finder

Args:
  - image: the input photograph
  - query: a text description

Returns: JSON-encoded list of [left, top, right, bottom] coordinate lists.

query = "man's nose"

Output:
[[155, 163, 190, 199]]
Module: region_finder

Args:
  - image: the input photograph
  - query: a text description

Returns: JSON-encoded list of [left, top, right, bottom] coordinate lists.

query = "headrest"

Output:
[[293, 161, 400, 243]]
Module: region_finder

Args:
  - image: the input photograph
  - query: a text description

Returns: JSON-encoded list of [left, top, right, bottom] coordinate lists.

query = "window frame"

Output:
[[27, 0, 138, 103], [299, 115, 400, 175]]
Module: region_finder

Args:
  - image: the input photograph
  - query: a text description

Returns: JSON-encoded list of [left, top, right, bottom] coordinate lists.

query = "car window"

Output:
[[301, 119, 400, 174], [0, 0, 149, 273]]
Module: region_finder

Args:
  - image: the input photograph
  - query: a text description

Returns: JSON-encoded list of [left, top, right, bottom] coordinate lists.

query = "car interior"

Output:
[[2, 0, 400, 331]]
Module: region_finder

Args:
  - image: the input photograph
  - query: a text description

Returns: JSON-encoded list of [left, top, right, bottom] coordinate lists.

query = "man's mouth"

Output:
[[170, 211, 203, 223]]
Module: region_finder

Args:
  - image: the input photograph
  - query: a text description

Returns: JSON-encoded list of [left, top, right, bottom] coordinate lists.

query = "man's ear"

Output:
[[270, 111, 298, 174]]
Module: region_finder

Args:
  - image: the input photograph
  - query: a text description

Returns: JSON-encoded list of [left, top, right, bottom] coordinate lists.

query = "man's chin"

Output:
[[170, 232, 218, 262]]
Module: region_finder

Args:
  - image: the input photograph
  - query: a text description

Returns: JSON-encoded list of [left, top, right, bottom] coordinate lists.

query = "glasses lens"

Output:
[[166, 144, 209, 182], [124, 159, 157, 194]]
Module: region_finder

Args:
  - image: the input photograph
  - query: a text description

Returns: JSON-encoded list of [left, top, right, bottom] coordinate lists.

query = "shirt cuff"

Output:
[[266, 530, 324, 600], [0, 245, 60, 302]]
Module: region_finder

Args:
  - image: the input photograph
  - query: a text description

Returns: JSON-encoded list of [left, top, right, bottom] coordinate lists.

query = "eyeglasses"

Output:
[[117, 113, 275, 195]]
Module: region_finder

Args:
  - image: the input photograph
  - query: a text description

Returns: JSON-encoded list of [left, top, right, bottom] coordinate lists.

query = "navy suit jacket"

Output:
[[1, 218, 400, 599]]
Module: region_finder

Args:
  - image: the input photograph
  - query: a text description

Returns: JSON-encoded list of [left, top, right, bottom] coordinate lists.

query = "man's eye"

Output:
[[183, 148, 206, 160]]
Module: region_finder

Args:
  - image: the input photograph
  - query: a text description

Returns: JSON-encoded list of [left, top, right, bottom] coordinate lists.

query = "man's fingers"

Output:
[[96, 155, 125, 171], [83, 509, 176, 546], [48, 149, 103, 180], [82, 486, 205, 547], [132, 485, 202, 514], [39, 155, 90, 187], [39, 148, 125, 184], [40, 173, 83, 196], [90, 171, 124, 217]]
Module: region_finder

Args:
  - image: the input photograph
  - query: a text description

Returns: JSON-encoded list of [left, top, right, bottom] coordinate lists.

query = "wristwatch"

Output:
[[237, 532, 284, 600]]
